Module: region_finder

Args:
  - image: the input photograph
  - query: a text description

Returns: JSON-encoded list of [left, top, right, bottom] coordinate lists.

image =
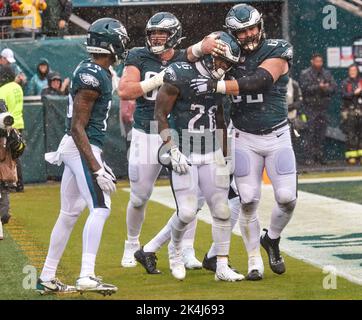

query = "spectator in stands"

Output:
[[0, 48, 27, 87], [0, 64, 25, 192], [42, 0, 72, 37], [300, 53, 337, 165], [0, 0, 12, 39], [41, 71, 69, 98], [11, 0, 47, 38], [340, 64, 362, 165], [27, 58, 50, 96]]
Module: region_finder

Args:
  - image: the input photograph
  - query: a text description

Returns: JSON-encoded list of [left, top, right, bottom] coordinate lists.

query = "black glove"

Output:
[[190, 78, 218, 95]]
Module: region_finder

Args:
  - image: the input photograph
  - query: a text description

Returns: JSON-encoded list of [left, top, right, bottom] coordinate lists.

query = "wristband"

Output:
[[140, 70, 164, 94], [216, 80, 226, 94], [191, 41, 203, 58]]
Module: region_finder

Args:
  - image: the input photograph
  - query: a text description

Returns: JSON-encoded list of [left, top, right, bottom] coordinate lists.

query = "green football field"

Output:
[[1, 179, 362, 300]]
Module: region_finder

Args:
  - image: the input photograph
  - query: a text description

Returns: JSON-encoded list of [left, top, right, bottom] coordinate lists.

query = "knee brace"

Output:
[[275, 188, 297, 206], [210, 193, 230, 221], [129, 191, 149, 208], [178, 206, 197, 224], [238, 184, 259, 205]]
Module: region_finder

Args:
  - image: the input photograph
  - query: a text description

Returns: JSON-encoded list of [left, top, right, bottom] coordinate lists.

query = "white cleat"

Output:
[[183, 247, 202, 270], [215, 265, 244, 282], [246, 255, 264, 281], [76, 276, 117, 296], [171, 264, 186, 281], [121, 240, 140, 267], [168, 243, 186, 281]]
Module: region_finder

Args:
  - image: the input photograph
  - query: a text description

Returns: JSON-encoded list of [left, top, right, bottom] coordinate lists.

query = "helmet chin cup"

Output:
[[150, 44, 167, 54], [211, 68, 226, 80]]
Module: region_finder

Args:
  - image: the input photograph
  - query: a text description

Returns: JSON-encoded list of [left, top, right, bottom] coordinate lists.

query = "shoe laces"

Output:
[[145, 253, 157, 268]]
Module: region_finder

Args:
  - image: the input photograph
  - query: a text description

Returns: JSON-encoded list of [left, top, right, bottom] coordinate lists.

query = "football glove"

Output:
[[93, 163, 117, 193], [190, 78, 218, 95], [169, 145, 191, 175]]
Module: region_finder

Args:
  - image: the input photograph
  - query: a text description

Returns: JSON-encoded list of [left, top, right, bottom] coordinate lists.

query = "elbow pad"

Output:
[[237, 68, 274, 95]]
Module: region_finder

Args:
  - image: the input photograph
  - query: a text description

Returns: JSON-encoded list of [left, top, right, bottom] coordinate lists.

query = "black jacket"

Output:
[[299, 66, 337, 110], [341, 76, 362, 109]]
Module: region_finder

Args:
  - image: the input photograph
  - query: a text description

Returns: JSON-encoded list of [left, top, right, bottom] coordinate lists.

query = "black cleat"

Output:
[[260, 229, 286, 275], [1, 213, 11, 224], [134, 247, 161, 274], [245, 269, 263, 281], [202, 254, 239, 273]]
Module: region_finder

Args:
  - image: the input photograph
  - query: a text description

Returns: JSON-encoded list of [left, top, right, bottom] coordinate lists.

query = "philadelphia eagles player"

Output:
[[191, 4, 296, 280], [147, 31, 244, 281], [119, 12, 222, 270], [37, 18, 129, 295]]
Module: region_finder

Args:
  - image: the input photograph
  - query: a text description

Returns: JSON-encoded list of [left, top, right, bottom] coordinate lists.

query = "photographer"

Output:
[[340, 64, 362, 165], [0, 64, 24, 192], [0, 99, 25, 240], [300, 53, 337, 165]]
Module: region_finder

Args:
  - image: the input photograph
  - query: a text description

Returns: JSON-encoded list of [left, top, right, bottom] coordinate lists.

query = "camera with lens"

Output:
[[0, 99, 14, 133]]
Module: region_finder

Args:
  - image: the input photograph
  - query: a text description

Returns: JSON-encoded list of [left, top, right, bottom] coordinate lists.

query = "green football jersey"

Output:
[[229, 39, 293, 132], [164, 62, 223, 155], [67, 58, 113, 148], [124, 47, 187, 134]]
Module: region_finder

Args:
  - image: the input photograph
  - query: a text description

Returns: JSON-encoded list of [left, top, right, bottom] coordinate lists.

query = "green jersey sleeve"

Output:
[[72, 65, 103, 94], [124, 47, 144, 70], [264, 39, 293, 65], [163, 62, 192, 90]]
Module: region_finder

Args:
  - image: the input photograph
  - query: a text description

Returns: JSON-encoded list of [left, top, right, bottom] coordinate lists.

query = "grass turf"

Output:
[[2, 181, 362, 300], [299, 181, 362, 205]]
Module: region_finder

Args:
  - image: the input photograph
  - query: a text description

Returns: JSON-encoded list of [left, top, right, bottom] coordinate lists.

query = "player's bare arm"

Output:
[[118, 64, 166, 100], [71, 88, 101, 172], [118, 65, 142, 99], [154, 83, 179, 144]]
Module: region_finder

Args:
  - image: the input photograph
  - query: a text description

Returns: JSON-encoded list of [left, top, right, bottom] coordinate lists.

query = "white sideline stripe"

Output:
[[298, 176, 362, 184], [123, 185, 362, 285]]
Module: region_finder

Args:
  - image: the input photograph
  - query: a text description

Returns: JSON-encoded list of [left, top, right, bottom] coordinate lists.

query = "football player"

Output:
[[37, 18, 129, 295], [119, 12, 220, 270], [190, 4, 296, 281], [147, 31, 244, 282]]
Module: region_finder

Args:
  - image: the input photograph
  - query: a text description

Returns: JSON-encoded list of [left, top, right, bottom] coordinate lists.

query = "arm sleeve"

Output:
[[236, 67, 274, 95]]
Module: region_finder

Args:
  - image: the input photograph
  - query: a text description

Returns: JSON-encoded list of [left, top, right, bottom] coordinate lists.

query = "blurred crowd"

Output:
[[0, 0, 72, 39]]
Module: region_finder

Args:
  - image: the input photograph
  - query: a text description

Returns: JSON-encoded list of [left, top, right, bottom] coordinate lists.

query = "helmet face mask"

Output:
[[201, 31, 241, 80], [145, 12, 183, 54], [86, 18, 130, 65], [225, 4, 264, 52]]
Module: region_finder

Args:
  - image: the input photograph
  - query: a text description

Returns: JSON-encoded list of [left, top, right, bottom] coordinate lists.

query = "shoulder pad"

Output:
[[124, 47, 150, 68], [73, 63, 103, 93], [164, 62, 193, 87], [264, 39, 293, 62]]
